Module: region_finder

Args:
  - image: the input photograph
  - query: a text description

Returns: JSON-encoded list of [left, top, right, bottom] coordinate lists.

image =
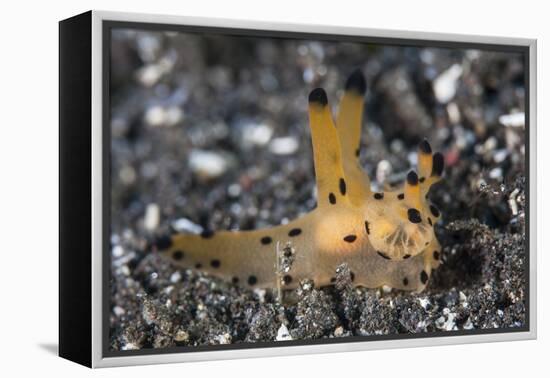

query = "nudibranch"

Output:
[[153, 70, 444, 292]]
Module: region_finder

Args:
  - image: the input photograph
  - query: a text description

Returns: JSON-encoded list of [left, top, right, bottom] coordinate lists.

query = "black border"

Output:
[[59, 11, 92, 367], [101, 19, 530, 359]]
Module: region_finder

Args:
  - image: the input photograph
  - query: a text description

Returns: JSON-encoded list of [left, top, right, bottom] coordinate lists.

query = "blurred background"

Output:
[[110, 29, 525, 235]]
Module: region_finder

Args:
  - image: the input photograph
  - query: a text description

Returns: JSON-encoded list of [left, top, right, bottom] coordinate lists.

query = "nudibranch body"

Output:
[[154, 70, 444, 292]]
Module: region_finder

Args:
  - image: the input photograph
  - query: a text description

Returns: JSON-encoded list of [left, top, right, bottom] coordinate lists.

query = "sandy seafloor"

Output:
[[108, 29, 527, 351]]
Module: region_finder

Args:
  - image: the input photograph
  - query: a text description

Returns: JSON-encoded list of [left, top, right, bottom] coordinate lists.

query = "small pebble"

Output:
[[171, 218, 203, 234], [119, 165, 136, 185], [227, 183, 242, 198], [493, 149, 509, 163], [269, 136, 299, 155], [489, 167, 503, 180], [144, 203, 160, 231], [418, 297, 430, 310], [145, 105, 183, 128], [215, 333, 232, 345], [433, 64, 463, 103], [112, 245, 124, 258], [508, 188, 520, 215], [113, 306, 125, 317], [254, 289, 267, 303], [121, 342, 140, 351], [447, 102, 461, 124], [276, 324, 292, 341], [189, 150, 229, 179], [170, 271, 182, 283], [241, 122, 273, 147], [463, 318, 474, 330], [499, 112, 525, 128], [174, 329, 189, 342], [136, 56, 175, 87], [120, 265, 130, 276], [376, 160, 392, 184]]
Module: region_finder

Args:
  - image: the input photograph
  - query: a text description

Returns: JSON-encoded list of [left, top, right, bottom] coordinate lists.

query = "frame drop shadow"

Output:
[[38, 343, 59, 356]]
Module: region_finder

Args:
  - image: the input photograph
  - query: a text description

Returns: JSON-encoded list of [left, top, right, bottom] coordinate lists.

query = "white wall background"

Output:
[[0, 0, 546, 376]]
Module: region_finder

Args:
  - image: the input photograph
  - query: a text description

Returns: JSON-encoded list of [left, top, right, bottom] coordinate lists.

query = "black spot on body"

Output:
[[407, 208, 422, 223], [374, 192, 384, 200], [345, 69, 367, 94], [403, 254, 411, 259], [432, 153, 444, 177], [329, 192, 336, 205], [232, 277, 239, 284], [153, 235, 172, 250], [430, 204, 440, 217], [308, 88, 328, 106], [330, 277, 336, 283], [407, 171, 419, 186], [403, 277, 409, 286], [283, 275, 293, 285], [350, 271, 355, 282], [355, 148, 360, 157], [339, 178, 347, 196], [201, 229, 214, 239], [377, 251, 391, 260], [343, 235, 357, 243], [420, 270, 429, 284], [288, 228, 302, 237], [365, 221, 370, 235], [172, 250, 184, 261], [261, 236, 272, 245], [397, 193, 405, 200], [210, 259, 221, 268], [248, 275, 258, 286], [433, 251, 440, 260], [419, 177, 425, 183], [428, 217, 433, 226]]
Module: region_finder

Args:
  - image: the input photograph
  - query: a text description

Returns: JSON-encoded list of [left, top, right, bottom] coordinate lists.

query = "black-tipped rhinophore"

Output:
[[407, 171, 419, 186], [152, 234, 172, 251], [419, 139, 432, 154], [431, 152, 445, 177], [309, 88, 328, 106], [345, 69, 367, 95]]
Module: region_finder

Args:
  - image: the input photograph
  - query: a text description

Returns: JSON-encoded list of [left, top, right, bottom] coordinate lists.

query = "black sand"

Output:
[[108, 30, 527, 350]]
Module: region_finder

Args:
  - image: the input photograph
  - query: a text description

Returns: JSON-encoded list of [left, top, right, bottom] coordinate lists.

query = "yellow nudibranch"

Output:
[[153, 70, 444, 292]]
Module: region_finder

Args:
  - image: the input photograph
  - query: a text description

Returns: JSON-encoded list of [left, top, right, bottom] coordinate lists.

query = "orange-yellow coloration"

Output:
[[154, 69, 445, 292]]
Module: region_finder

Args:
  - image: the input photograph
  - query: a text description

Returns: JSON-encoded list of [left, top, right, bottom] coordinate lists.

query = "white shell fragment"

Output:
[[171, 218, 204, 234], [376, 160, 392, 184], [269, 136, 299, 155], [241, 122, 274, 147], [144, 105, 183, 128], [276, 324, 292, 341], [144, 203, 160, 231], [499, 112, 525, 128], [433, 64, 463, 103], [189, 150, 229, 179]]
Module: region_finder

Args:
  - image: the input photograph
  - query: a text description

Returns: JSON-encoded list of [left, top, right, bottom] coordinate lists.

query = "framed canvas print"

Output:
[[59, 10, 537, 368]]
